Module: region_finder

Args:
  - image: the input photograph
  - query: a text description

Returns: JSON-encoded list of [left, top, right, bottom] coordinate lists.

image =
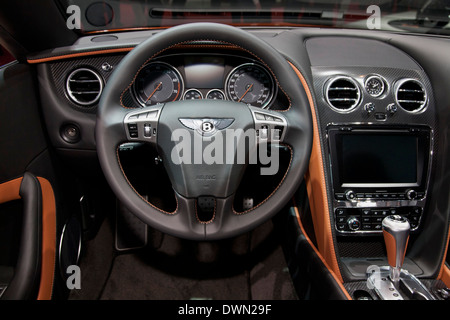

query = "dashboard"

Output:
[[37, 32, 437, 236]]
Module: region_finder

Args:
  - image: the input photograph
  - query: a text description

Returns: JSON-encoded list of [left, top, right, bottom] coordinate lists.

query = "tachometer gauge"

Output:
[[365, 75, 385, 97], [133, 62, 183, 106], [225, 63, 275, 108]]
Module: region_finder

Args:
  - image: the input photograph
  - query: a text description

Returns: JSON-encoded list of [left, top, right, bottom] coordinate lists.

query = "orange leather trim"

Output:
[[292, 203, 352, 300], [36, 177, 56, 300], [0, 176, 56, 299], [437, 227, 450, 286], [0, 177, 23, 204], [27, 47, 134, 64], [287, 61, 343, 283], [439, 264, 450, 287], [383, 231, 397, 267], [26, 44, 241, 64], [383, 230, 409, 268], [84, 26, 169, 34]]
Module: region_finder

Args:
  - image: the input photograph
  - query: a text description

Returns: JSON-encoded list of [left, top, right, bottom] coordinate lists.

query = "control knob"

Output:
[[347, 217, 361, 231], [345, 190, 356, 201], [406, 189, 417, 200]]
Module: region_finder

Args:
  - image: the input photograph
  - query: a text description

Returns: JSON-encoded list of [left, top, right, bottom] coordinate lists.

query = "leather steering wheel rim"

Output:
[[96, 22, 313, 240]]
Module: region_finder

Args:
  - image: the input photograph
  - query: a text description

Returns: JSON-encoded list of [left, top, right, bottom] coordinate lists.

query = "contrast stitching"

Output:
[[232, 144, 293, 215], [194, 198, 216, 225], [116, 146, 178, 215]]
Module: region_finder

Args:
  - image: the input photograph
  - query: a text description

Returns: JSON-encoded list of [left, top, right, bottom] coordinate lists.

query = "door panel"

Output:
[[0, 63, 47, 183], [0, 62, 57, 299]]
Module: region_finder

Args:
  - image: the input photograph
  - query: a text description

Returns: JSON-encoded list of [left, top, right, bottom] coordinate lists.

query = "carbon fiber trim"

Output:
[[48, 54, 128, 114], [309, 65, 437, 281], [344, 279, 447, 300]]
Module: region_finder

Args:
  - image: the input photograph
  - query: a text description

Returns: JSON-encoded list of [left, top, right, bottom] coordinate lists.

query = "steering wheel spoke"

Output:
[[123, 104, 163, 145], [249, 106, 288, 144]]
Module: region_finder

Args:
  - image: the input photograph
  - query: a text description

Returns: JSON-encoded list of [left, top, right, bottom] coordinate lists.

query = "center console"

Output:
[[328, 125, 432, 235]]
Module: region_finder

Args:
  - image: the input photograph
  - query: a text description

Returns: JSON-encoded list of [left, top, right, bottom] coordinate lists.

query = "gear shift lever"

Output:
[[367, 215, 435, 300], [382, 215, 410, 287]]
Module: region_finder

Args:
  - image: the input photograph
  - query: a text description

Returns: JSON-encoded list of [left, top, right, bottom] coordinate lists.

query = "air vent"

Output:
[[66, 68, 103, 106], [325, 77, 360, 112], [395, 79, 427, 112]]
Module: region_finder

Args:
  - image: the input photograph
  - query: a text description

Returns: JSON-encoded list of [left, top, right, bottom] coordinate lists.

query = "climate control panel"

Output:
[[335, 206, 422, 234]]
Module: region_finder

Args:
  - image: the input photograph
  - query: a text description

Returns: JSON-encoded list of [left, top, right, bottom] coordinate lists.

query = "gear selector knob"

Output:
[[382, 215, 410, 286]]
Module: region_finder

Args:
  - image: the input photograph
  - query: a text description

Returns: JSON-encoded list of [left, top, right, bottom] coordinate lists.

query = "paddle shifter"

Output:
[[382, 215, 410, 287]]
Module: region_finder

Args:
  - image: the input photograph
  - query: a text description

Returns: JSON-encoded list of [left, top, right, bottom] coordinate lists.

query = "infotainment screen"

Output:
[[341, 134, 417, 185], [328, 126, 431, 191]]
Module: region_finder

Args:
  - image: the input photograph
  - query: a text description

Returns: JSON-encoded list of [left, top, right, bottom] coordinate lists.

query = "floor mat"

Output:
[[70, 218, 298, 300]]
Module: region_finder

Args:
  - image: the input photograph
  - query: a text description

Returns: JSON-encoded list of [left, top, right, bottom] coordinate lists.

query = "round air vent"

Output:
[[325, 76, 361, 112], [395, 79, 427, 112], [66, 68, 103, 106]]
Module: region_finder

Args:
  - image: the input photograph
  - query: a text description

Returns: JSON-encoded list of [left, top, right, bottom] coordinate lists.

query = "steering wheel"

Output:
[[96, 23, 312, 240]]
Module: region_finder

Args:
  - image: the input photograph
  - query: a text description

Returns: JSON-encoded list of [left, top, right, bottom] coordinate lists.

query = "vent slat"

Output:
[[397, 100, 425, 103], [72, 91, 101, 94], [69, 79, 101, 83], [398, 89, 423, 93], [395, 79, 426, 112], [329, 98, 358, 101], [66, 68, 103, 106], [328, 87, 357, 91], [326, 77, 360, 111]]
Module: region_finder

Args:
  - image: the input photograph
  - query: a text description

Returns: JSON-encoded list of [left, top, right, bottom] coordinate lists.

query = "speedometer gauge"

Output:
[[133, 62, 183, 106], [225, 63, 275, 108]]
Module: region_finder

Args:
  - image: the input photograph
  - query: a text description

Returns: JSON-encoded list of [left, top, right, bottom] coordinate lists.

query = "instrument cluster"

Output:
[[132, 54, 277, 109]]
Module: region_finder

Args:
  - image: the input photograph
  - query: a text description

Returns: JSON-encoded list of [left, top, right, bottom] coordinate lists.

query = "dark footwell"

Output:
[[69, 216, 298, 300]]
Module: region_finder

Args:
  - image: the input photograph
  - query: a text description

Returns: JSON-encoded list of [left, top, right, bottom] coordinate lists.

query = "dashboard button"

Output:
[[362, 224, 373, 230], [127, 123, 137, 131], [255, 112, 266, 120], [373, 224, 383, 231], [375, 112, 387, 120], [336, 216, 346, 223], [335, 193, 345, 200]]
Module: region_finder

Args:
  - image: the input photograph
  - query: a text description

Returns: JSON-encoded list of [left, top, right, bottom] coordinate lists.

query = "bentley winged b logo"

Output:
[[179, 118, 234, 136]]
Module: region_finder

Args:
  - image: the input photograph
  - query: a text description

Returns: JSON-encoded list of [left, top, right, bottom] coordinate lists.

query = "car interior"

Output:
[[0, 0, 449, 302]]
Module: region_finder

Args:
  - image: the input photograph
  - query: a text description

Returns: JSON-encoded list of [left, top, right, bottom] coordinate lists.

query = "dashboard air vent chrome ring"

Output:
[[66, 68, 103, 106], [395, 79, 427, 113], [325, 76, 361, 112]]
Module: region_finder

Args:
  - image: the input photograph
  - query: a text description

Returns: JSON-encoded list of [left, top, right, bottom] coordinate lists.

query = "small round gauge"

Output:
[[183, 88, 203, 100], [206, 89, 225, 100], [365, 75, 385, 97], [225, 63, 275, 108], [133, 62, 183, 106]]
